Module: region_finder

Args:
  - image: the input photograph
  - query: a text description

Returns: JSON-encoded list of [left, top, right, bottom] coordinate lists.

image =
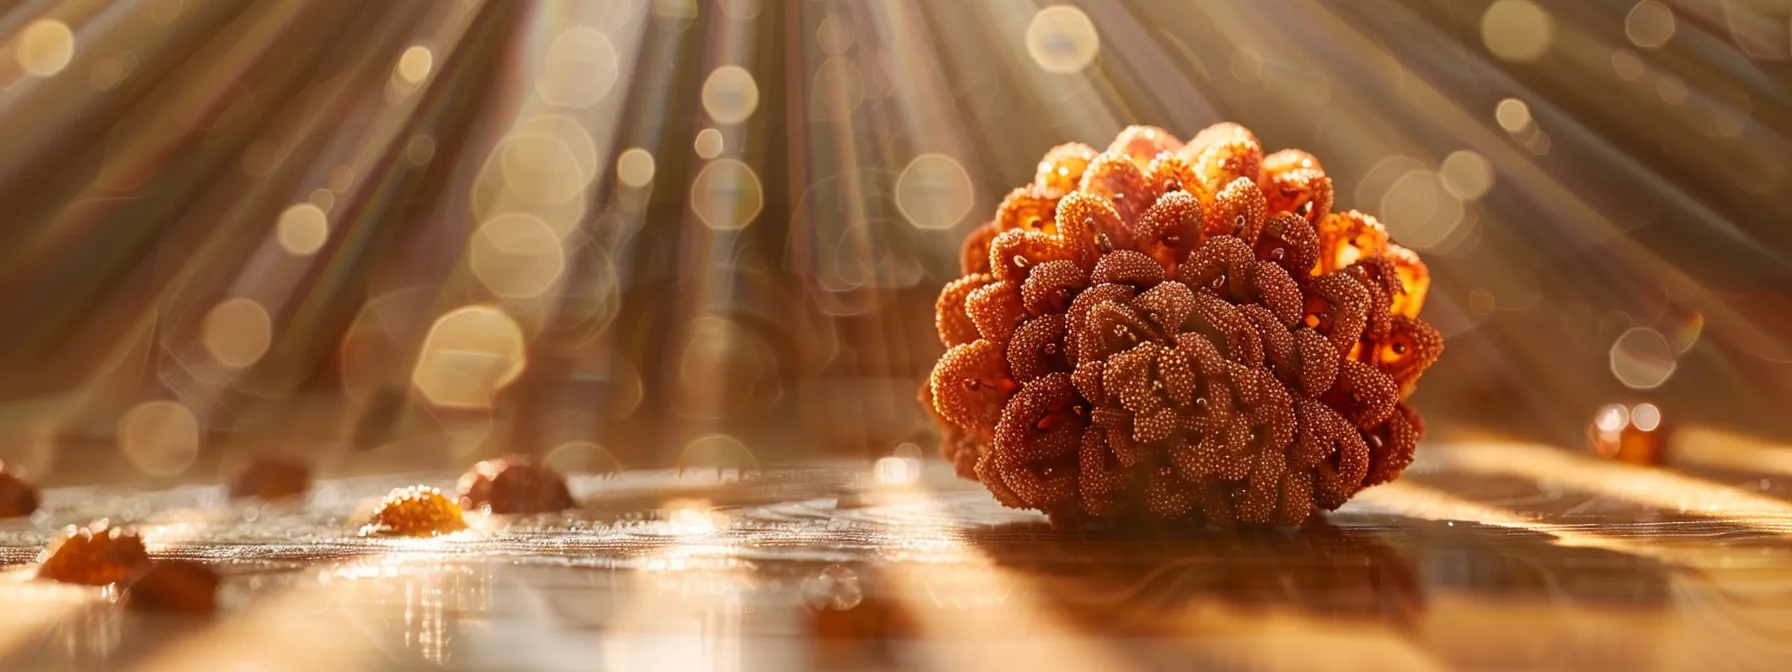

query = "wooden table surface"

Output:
[[4, 436, 1792, 671]]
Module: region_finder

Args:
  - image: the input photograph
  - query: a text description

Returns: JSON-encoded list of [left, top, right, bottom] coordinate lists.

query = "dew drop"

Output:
[[1165, 180, 1181, 192], [962, 379, 982, 391], [1233, 214, 1245, 228], [1391, 342, 1407, 355], [1043, 343, 1059, 355], [1271, 248, 1285, 260], [1012, 255, 1029, 268]]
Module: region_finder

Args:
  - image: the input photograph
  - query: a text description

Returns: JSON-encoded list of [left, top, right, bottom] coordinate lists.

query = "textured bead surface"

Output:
[[923, 124, 1442, 528], [361, 486, 468, 537]]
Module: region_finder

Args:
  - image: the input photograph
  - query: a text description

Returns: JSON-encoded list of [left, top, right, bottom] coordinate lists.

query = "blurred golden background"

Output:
[[0, 0, 1788, 487]]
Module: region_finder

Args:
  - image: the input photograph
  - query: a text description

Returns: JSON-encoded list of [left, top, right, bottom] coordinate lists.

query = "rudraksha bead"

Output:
[[924, 124, 1442, 528]]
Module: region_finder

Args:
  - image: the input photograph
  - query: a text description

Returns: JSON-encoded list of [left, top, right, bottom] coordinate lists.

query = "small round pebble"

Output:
[[37, 522, 151, 586], [0, 462, 40, 518], [360, 486, 468, 537], [126, 561, 219, 614], [457, 456, 575, 514], [228, 457, 311, 501]]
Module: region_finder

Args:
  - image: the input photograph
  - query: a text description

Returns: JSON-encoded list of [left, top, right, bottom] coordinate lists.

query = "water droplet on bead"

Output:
[[1043, 343, 1059, 355], [1012, 255, 1029, 268], [1299, 201, 1313, 215], [1234, 214, 1245, 228], [1271, 247, 1285, 260], [1392, 342, 1408, 355], [1095, 232, 1115, 253], [1195, 397, 1208, 408], [1210, 275, 1225, 289], [963, 379, 981, 391], [1165, 180, 1181, 192], [1369, 434, 1385, 449]]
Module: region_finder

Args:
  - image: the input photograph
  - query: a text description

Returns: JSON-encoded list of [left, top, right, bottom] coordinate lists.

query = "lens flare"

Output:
[[690, 159, 763, 230], [1026, 6, 1100, 74], [1626, 1, 1677, 49], [895, 155, 974, 230], [1610, 327, 1677, 390], [616, 148, 656, 188], [411, 305, 529, 410], [694, 128, 723, 158], [396, 45, 433, 84], [119, 401, 200, 476], [701, 66, 760, 124], [276, 203, 329, 256], [201, 298, 273, 369], [469, 214, 566, 298], [16, 20, 75, 77], [539, 27, 618, 108], [1482, 1, 1554, 62]]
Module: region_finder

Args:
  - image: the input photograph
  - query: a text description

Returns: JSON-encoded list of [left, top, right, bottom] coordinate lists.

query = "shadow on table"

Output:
[[959, 518, 1427, 634]]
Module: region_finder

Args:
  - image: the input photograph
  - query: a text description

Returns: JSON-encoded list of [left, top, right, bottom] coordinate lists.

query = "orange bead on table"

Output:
[[37, 521, 151, 586], [360, 486, 469, 537]]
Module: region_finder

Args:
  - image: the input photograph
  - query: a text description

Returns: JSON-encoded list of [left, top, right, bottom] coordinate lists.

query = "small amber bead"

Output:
[[456, 456, 575, 514], [361, 486, 468, 537], [0, 463, 40, 518], [1590, 404, 1669, 467], [126, 561, 219, 614], [227, 458, 311, 501], [37, 522, 151, 586]]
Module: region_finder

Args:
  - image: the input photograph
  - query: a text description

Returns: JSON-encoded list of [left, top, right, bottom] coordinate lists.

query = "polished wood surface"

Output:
[[4, 437, 1792, 671]]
